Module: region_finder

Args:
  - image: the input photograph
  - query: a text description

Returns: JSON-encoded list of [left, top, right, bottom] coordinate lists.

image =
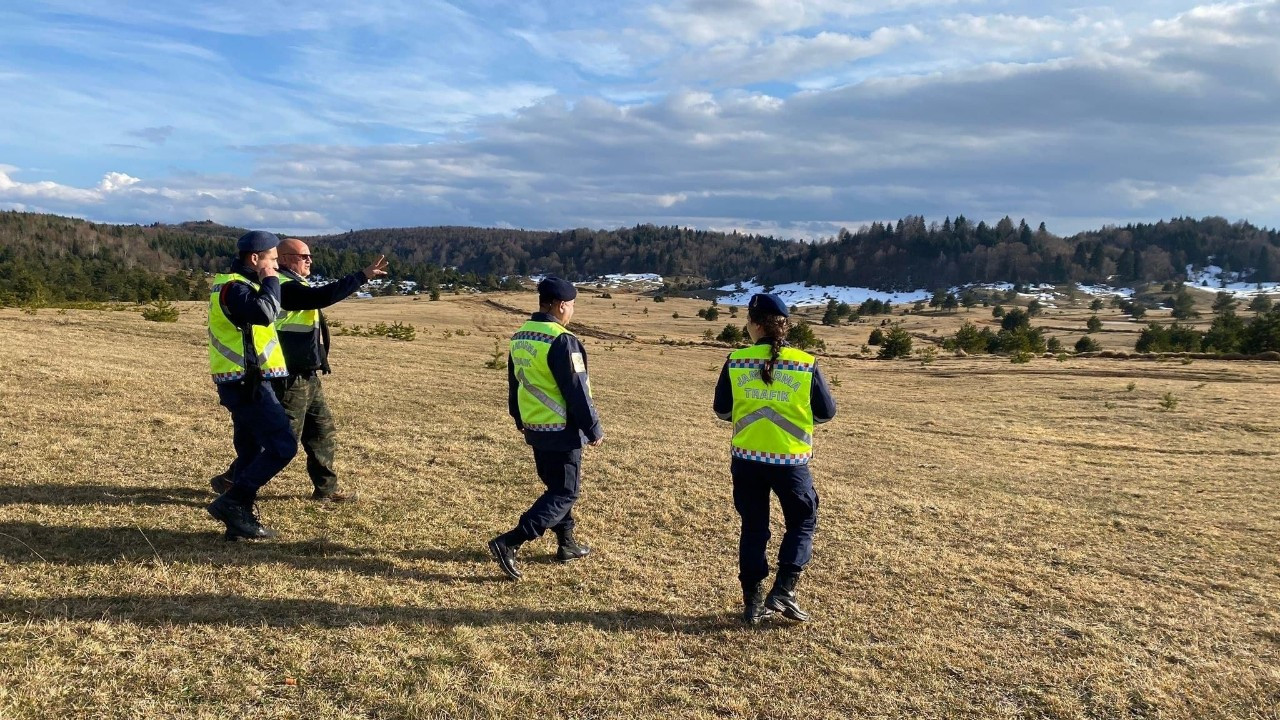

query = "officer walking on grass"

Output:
[[488, 277, 602, 579], [713, 293, 837, 624], [209, 237, 388, 502], [206, 231, 297, 540]]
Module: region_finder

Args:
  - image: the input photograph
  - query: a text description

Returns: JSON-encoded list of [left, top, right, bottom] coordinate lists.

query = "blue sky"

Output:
[[0, 0, 1276, 237]]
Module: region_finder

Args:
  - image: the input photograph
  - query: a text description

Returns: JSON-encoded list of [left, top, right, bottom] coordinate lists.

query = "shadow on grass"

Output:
[[0, 483, 211, 508], [0, 593, 739, 633], [402, 546, 565, 566], [0, 521, 498, 585]]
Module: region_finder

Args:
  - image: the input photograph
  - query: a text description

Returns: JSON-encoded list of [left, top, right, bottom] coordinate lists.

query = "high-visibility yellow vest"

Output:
[[728, 343, 816, 465], [207, 273, 289, 384], [275, 275, 319, 336], [510, 319, 574, 431]]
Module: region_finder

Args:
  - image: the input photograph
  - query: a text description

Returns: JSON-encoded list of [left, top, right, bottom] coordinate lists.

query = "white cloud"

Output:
[[2, 1, 1279, 239]]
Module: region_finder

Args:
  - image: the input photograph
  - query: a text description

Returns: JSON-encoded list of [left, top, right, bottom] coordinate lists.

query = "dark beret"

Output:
[[538, 276, 578, 303], [748, 292, 789, 318], [236, 230, 281, 254]]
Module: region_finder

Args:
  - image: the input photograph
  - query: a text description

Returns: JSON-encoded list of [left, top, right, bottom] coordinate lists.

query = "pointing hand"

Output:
[[363, 255, 389, 280]]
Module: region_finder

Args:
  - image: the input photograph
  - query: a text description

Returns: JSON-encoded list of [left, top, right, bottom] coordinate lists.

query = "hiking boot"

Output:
[[742, 580, 775, 626], [207, 494, 278, 541], [765, 568, 810, 622], [209, 472, 233, 495], [487, 536, 522, 580], [312, 489, 360, 503], [555, 529, 590, 562]]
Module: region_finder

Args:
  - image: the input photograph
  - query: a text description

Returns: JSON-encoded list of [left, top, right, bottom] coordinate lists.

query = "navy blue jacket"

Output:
[[508, 312, 604, 451], [713, 339, 838, 426], [215, 260, 282, 394], [278, 268, 367, 374]]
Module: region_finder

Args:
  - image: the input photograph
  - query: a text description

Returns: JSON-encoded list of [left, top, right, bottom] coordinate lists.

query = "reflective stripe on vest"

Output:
[[275, 275, 320, 334], [510, 320, 571, 431], [728, 344, 816, 465], [207, 273, 289, 383]]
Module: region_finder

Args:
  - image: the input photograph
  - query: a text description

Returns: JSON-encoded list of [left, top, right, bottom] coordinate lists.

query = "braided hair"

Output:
[[748, 305, 790, 385]]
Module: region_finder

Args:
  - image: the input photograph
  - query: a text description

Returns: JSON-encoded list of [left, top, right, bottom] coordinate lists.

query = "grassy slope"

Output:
[[0, 293, 1277, 719]]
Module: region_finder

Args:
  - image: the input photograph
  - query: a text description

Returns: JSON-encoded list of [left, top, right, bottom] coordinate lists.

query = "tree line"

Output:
[[1, 210, 1277, 305]]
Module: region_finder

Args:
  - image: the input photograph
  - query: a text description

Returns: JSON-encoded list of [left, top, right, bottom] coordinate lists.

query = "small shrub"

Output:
[[1160, 392, 1178, 411], [1075, 336, 1101, 353], [483, 340, 507, 370], [600, 292, 613, 299], [787, 321, 826, 351], [1086, 315, 1103, 333], [385, 322, 416, 341], [672, 311, 679, 319], [1011, 350, 1033, 364], [653, 295, 666, 302], [877, 325, 912, 359], [717, 324, 745, 344], [141, 299, 180, 323], [868, 328, 885, 345], [1126, 381, 1136, 392], [918, 347, 937, 366]]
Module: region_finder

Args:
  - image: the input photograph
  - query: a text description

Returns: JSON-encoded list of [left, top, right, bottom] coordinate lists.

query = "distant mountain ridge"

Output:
[[1, 210, 1276, 305]]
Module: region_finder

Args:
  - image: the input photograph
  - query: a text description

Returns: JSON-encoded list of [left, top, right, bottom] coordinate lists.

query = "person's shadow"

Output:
[[0, 592, 737, 633], [0, 483, 211, 508], [0, 521, 493, 585], [0, 521, 740, 634]]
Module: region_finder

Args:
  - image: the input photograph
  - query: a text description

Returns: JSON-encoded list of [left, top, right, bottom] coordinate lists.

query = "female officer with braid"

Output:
[[713, 293, 837, 625]]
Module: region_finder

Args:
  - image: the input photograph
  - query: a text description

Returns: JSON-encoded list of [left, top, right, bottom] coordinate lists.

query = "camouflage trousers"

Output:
[[278, 374, 339, 495], [218, 374, 339, 495]]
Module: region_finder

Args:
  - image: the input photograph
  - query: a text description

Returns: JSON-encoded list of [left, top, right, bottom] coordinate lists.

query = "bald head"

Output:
[[278, 238, 312, 277]]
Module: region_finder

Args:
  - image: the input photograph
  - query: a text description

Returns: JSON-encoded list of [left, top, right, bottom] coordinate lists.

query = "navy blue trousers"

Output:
[[731, 458, 819, 585], [217, 381, 298, 496], [514, 447, 581, 542]]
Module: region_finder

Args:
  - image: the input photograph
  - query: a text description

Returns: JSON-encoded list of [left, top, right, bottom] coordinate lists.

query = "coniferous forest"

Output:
[[1, 210, 1277, 305]]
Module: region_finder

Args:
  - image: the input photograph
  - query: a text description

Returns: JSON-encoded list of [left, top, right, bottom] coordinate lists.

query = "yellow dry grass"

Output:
[[0, 292, 1277, 719]]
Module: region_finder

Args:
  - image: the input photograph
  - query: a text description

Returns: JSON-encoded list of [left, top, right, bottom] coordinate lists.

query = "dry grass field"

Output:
[[1, 290, 1278, 719]]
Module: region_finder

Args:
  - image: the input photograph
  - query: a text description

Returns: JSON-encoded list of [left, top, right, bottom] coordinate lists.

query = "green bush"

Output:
[[868, 328, 885, 345], [878, 325, 912, 359], [1075, 336, 1101, 353], [717, 324, 745, 344], [141, 299, 179, 323], [786, 321, 825, 351], [483, 340, 507, 369]]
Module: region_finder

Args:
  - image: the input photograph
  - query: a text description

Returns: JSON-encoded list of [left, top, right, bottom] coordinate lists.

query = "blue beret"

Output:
[[236, 230, 280, 254], [538, 276, 577, 302], [748, 292, 789, 318]]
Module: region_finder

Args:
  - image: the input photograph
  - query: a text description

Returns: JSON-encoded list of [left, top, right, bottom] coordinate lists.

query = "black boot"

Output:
[[487, 535, 523, 580], [765, 568, 809, 622], [209, 471, 233, 495], [555, 529, 590, 562], [207, 494, 277, 541], [742, 580, 775, 626]]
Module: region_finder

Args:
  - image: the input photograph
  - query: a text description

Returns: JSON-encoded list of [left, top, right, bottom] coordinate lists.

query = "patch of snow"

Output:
[[1077, 284, 1135, 298], [717, 279, 930, 307], [576, 273, 664, 288], [1184, 264, 1280, 296]]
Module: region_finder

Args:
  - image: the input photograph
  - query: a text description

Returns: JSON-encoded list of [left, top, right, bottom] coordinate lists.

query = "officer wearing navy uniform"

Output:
[[713, 293, 837, 624], [206, 230, 298, 540], [209, 237, 388, 502], [488, 277, 603, 580]]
